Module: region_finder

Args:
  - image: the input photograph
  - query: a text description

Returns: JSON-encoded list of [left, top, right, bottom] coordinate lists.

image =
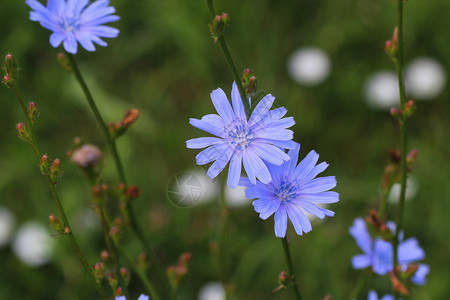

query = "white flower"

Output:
[[287, 47, 331, 86], [406, 57, 446, 99], [364, 71, 399, 109], [198, 282, 225, 300], [0, 206, 16, 247]]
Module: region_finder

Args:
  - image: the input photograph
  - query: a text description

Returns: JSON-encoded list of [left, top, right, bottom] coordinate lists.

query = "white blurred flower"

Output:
[[12, 221, 55, 267], [198, 281, 225, 300], [364, 71, 399, 109], [225, 185, 250, 208], [174, 170, 220, 206], [0, 206, 16, 247], [388, 177, 419, 204], [406, 57, 446, 100], [287, 47, 331, 86]]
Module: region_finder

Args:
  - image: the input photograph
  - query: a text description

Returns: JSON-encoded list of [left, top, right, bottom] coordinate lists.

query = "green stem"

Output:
[[12, 85, 108, 300], [66, 53, 172, 295], [281, 237, 303, 300], [205, 0, 252, 119], [66, 53, 127, 184], [115, 242, 161, 300], [392, 1, 408, 298], [348, 269, 370, 300]]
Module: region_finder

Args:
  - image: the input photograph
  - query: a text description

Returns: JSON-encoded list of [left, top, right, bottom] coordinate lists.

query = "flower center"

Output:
[[274, 178, 300, 203], [224, 119, 254, 151], [60, 13, 81, 33]]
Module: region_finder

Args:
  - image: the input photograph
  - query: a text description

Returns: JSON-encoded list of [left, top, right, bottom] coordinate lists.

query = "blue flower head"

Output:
[[349, 218, 429, 285], [26, 0, 120, 54], [239, 143, 339, 238], [116, 295, 149, 300], [367, 290, 395, 300], [186, 82, 296, 189]]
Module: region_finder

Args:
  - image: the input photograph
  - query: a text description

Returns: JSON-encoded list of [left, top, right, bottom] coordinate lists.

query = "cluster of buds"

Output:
[[209, 13, 229, 43], [40, 155, 62, 184], [108, 108, 140, 140], [242, 68, 258, 97], [167, 252, 192, 289], [2, 53, 19, 88], [382, 148, 419, 196], [385, 27, 398, 61], [391, 100, 416, 122], [48, 214, 70, 234]]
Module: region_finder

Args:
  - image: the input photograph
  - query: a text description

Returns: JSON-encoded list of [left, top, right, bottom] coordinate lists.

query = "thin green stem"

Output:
[[392, 1, 408, 298], [66, 53, 127, 184], [12, 85, 108, 300], [66, 53, 172, 295], [115, 242, 161, 300], [281, 237, 303, 300], [205, 0, 252, 119], [348, 269, 370, 300]]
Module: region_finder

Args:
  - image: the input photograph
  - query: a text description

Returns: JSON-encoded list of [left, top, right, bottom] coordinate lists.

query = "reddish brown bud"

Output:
[[40, 155, 50, 173], [16, 123, 28, 140], [390, 271, 409, 295], [407, 149, 419, 169], [125, 185, 141, 200], [115, 287, 123, 297], [100, 250, 110, 261], [388, 149, 401, 164], [28, 102, 40, 123], [50, 159, 61, 183], [94, 262, 106, 279], [122, 108, 140, 127]]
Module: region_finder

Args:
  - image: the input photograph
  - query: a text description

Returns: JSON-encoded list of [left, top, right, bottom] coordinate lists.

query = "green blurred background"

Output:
[[0, 0, 449, 299]]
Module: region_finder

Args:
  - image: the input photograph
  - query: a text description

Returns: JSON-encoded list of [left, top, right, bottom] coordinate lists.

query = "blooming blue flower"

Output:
[[349, 218, 429, 285], [186, 82, 296, 189], [26, 0, 120, 54], [239, 143, 338, 238], [115, 295, 149, 300], [367, 290, 394, 300]]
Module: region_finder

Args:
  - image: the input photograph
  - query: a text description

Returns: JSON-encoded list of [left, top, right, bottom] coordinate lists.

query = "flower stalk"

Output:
[[205, 0, 252, 119], [281, 237, 303, 300], [10, 83, 108, 300]]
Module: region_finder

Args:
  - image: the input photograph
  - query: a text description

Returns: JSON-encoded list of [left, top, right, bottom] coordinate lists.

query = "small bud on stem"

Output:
[[209, 13, 230, 43]]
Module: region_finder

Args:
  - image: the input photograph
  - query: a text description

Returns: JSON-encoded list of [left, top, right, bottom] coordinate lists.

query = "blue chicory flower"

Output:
[[367, 290, 394, 300], [26, 0, 120, 54], [186, 82, 296, 188], [115, 295, 149, 300], [349, 218, 429, 285], [239, 143, 339, 238]]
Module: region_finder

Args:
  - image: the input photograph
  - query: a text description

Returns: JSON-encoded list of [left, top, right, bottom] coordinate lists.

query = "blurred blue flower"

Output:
[[186, 82, 296, 188], [239, 143, 338, 238], [26, 0, 119, 54], [349, 218, 429, 285], [367, 290, 394, 300], [115, 295, 149, 300]]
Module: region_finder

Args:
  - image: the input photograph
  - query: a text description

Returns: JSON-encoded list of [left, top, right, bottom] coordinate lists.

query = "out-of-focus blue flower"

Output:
[[239, 143, 338, 238], [26, 0, 119, 54], [186, 82, 296, 189], [349, 218, 429, 285], [367, 290, 394, 300], [115, 295, 149, 300]]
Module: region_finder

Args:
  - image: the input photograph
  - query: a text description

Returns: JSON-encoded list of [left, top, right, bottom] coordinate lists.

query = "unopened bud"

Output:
[[100, 250, 110, 261], [120, 267, 130, 285], [243, 68, 253, 81], [40, 155, 50, 173], [16, 123, 29, 142], [94, 262, 106, 280], [406, 149, 419, 170], [404, 100, 416, 118], [115, 287, 123, 297], [109, 109, 140, 139], [390, 271, 409, 295], [2, 75, 14, 88], [49, 214, 66, 233], [209, 13, 230, 43], [50, 159, 61, 184], [4, 54, 18, 79], [125, 185, 141, 201], [57, 52, 72, 72], [28, 102, 40, 123], [385, 27, 399, 60], [272, 270, 290, 292]]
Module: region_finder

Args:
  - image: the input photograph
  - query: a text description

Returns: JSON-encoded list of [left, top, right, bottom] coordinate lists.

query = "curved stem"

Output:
[[205, 0, 252, 119], [281, 237, 303, 300], [12, 85, 108, 300], [66, 53, 127, 184]]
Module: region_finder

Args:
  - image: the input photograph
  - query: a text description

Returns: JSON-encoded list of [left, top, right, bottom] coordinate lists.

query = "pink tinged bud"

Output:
[[115, 287, 123, 297], [4, 53, 19, 80], [120, 267, 130, 284], [71, 144, 102, 168], [57, 52, 72, 72], [16, 123, 30, 142], [243, 68, 253, 81], [50, 159, 61, 184], [2, 75, 14, 88], [209, 13, 230, 42], [27, 102, 40, 123], [100, 250, 110, 261], [40, 155, 50, 173], [392, 27, 398, 44], [94, 262, 106, 280], [48, 214, 66, 233]]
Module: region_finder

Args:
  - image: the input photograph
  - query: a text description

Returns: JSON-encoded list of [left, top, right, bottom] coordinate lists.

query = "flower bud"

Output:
[[406, 149, 419, 171], [120, 267, 130, 285], [115, 287, 123, 297], [16, 123, 29, 142], [40, 155, 50, 173], [71, 144, 102, 168], [50, 159, 61, 184], [125, 185, 141, 201], [385, 27, 399, 60], [389, 271, 409, 295], [209, 13, 230, 43], [94, 262, 106, 280], [4, 54, 19, 79], [49, 214, 66, 234], [109, 109, 140, 140], [28, 102, 40, 123], [57, 52, 72, 72], [272, 270, 290, 292], [2, 75, 14, 88]]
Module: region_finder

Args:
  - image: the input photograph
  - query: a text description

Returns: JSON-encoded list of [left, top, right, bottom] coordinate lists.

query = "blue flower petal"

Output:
[[246, 149, 272, 184], [195, 143, 228, 165], [186, 137, 223, 149], [189, 117, 223, 137], [296, 191, 339, 203], [231, 82, 246, 120], [227, 152, 242, 188], [411, 263, 429, 285], [248, 93, 275, 126], [207, 148, 233, 179], [349, 218, 372, 255], [274, 204, 288, 238], [297, 201, 325, 219], [286, 204, 312, 235], [210, 88, 235, 124], [351, 254, 372, 269], [398, 238, 425, 263], [259, 198, 281, 220], [293, 150, 319, 179], [301, 176, 336, 193], [250, 142, 289, 165]]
